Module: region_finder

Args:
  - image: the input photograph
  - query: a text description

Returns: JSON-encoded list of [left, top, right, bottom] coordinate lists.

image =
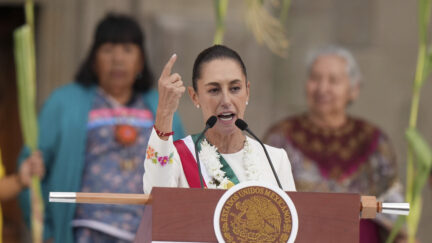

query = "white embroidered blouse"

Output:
[[143, 128, 296, 194]]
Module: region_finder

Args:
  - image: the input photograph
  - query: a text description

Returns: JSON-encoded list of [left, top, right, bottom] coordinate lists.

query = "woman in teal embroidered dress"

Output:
[[18, 14, 184, 243], [143, 45, 296, 193]]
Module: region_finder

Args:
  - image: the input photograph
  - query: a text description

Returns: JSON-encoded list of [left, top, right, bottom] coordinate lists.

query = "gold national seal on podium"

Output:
[[213, 182, 299, 243]]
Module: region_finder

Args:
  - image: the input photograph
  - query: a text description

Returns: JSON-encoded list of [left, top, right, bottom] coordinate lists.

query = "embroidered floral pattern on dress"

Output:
[[158, 156, 170, 166], [146, 146, 155, 159], [146, 146, 174, 166]]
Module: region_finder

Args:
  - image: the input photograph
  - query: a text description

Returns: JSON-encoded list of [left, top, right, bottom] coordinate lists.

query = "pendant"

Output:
[[115, 124, 138, 146]]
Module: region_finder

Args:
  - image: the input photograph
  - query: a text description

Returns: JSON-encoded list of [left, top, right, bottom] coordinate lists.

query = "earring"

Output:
[[196, 104, 200, 109], [246, 101, 249, 105]]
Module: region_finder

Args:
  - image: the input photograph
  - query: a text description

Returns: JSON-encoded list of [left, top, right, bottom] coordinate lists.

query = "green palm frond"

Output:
[[279, 0, 292, 22], [244, 0, 289, 57], [213, 0, 290, 57], [387, 1, 432, 242], [213, 0, 229, 44], [13, 1, 44, 243]]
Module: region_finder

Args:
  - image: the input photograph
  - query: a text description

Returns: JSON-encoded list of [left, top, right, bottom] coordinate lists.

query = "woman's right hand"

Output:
[[19, 150, 45, 188], [155, 54, 185, 138]]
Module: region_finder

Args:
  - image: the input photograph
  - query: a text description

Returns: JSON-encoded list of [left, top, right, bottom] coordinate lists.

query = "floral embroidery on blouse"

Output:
[[146, 146, 155, 159], [147, 146, 174, 166]]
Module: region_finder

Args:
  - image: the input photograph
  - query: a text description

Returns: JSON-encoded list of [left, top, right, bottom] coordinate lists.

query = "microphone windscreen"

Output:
[[206, 116, 218, 128], [235, 119, 248, 130]]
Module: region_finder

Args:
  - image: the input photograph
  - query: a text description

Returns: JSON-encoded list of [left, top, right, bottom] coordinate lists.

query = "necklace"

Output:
[[115, 124, 138, 146], [199, 137, 261, 189], [99, 88, 140, 171]]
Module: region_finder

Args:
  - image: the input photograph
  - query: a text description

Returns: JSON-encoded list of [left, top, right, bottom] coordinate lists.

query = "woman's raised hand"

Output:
[[155, 54, 185, 139]]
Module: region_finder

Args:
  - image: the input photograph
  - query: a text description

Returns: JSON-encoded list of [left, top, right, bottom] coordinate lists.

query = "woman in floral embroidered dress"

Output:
[[143, 45, 296, 193], [18, 14, 184, 243], [263, 46, 405, 243]]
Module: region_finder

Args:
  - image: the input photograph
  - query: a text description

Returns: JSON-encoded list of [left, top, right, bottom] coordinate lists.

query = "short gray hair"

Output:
[[306, 45, 362, 87]]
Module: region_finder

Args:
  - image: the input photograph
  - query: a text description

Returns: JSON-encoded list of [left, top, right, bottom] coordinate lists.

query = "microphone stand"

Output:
[[235, 119, 283, 189]]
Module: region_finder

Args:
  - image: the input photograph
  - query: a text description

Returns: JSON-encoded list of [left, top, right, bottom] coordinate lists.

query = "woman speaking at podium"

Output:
[[143, 45, 296, 193]]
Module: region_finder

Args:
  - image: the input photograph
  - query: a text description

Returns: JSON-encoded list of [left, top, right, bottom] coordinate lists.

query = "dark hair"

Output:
[[192, 45, 247, 91], [75, 13, 154, 92]]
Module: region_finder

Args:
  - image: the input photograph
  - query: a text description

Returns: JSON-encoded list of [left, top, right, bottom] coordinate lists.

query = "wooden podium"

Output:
[[134, 187, 361, 243], [50, 187, 407, 242]]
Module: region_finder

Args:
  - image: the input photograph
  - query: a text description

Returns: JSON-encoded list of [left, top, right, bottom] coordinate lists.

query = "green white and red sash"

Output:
[[173, 135, 240, 188]]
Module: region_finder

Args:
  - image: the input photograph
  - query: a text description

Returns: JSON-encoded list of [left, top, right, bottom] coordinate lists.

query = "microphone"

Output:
[[194, 116, 218, 188], [235, 119, 283, 189]]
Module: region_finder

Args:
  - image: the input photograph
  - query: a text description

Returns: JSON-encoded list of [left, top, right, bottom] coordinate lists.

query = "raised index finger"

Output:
[[161, 54, 177, 79]]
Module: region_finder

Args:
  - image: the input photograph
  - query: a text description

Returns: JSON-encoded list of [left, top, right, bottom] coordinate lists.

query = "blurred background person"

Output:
[[264, 46, 404, 243], [0, 149, 44, 243], [17, 14, 184, 243]]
